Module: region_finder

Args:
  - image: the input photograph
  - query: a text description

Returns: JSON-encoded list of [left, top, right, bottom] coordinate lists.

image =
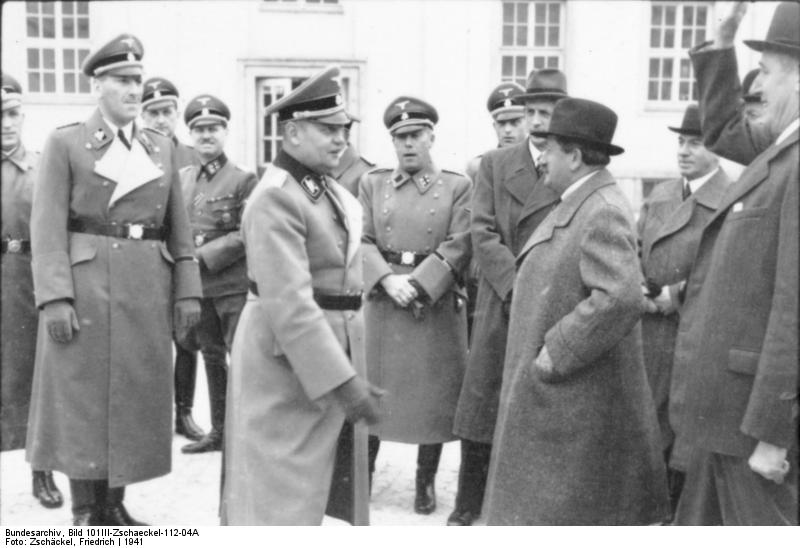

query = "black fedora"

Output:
[[530, 97, 624, 156], [518, 68, 568, 102], [741, 69, 762, 103], [744, 2, 800, 58], [668, 104, 702, 136]]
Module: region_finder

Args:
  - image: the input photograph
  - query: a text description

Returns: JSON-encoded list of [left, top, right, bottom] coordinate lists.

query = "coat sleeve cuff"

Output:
[[173, 258, 203, 301], [197, 235, 245, 273], [412, 254, 455, 304], [362, 245, 393, 294], [541, 324, 586, 383], [32, 251, 74, 308]]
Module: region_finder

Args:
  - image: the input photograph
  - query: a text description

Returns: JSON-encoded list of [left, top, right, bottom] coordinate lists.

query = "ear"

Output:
[[429, 130, 436, 146], [569, 147, 583, 171], [284, 121, 300, 145]]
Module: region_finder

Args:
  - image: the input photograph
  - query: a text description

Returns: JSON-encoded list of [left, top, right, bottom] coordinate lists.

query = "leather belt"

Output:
[[194, 230, 234, 247], [248, 280, 362, 311], [68, 219, 167, 241], [380, 249, 429, 267], [1, 239, 30, 254]]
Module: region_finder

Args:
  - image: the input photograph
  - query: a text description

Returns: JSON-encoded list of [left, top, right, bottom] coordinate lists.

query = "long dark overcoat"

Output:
[[453, 140, 559, 443], [26, 110, 201, 487], [485, 170, 669, 525]]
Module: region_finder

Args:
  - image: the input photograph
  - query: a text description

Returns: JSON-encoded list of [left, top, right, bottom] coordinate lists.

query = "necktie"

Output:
[[534, 157, 543, 178], [117, 129, 131, 150], [682, 182, 692, 200]]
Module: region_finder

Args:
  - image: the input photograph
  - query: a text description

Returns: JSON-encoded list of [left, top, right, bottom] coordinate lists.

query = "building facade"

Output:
[[2, 0, 776, 209]]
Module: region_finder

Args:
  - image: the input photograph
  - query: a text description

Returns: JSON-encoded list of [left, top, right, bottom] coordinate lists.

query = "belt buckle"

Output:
[[126, 223, 144, 240], [400, 251, 415, 266], [7, 239, 22, 253], [194, 233, 205, 247]]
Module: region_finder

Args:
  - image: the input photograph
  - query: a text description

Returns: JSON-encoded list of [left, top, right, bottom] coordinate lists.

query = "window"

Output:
[[25, 1, 91, 95], [647, 2, 711, 103], [500, 1, 564, 86]]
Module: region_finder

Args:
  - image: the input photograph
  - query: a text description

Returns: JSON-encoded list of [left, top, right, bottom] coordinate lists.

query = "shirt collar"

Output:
[[101, 115, 134, 143], [683, 166, 720, 194], [528, 138, 542, 165], [560, 170, 600, 201], [776, 118, 800, 146]]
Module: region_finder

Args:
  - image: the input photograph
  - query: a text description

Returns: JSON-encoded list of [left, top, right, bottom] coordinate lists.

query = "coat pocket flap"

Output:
[[158, 242, 175, 265], [728, 347, 759, 375], [69, 237, 98, 265]]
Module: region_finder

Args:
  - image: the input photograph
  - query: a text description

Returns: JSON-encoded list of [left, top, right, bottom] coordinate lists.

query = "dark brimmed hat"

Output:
[[741, 69, 762, 103], [487, 82, 525, 121], [744, 2, 800, 58], [266, 65, 352, 126], [184, 95, 230, 129], [142, 77, 179, 110], [668, 104, 702, 136], [2, 73, 23, 111], [530, 97, 624, 156], [519, 69, 568, 102], [383, 96, 438, 135], [82, 33, 143, 77]]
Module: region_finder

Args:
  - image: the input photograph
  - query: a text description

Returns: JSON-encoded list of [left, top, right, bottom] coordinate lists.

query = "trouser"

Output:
[[69, 478, 125, 513], [453, 438, 492, 515], [174, 343, 197, 412], [674, 449, 797, 525], [663, 446, 685, 521], [367, 435, 443, 482]]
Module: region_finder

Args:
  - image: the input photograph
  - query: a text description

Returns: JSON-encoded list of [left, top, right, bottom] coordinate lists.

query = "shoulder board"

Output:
[[361, 157, 376, 167], [56, 121, 80, 130], [179, 165, 195, 175], [442, 168, 468, 178], [365, 167, 391, 175], [260, 165, 289, 189], [142, 127, 167, 137]]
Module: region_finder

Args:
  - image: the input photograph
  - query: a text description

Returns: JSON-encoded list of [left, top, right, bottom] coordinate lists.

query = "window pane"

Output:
[[665, 6, 675, 26], [79, 76, 90, 93], [664, 28, 674, 48], [535, 3, 546, 24], [661, 81, 671, 100], [517, 24, 527, 46], [64, 73, 76, 93], [697, 7, 707, 26], [549, 26, 559, 46], [547, 56, 558, 68], [42, 2, 54, 14], [27, 16, 39, 37], [43, 48, 55, 69], [683, 5, 693, 26], [648, 80, 658, 101], [28, 72, 41, 93], [502, 56, 513, 78], [518, 2, 528, 22], [63, 1, 74, 14], [503, 25, 513, 46], [533, 56, 544, 69], [27, 48, 39, 69], [78, 49, 89, 64], [26, 2, 38, 14], [680, 59, 691, 78], [649, 58, 659, 78], [650, 28, 661, 48], [663, 58, 673, 77], [44, 72, 55, 92], [534, 25, 545, 46], [515, 56, 526, 78], [549, 3, 559, 24], [63, 17, 75, 38], [63, 49, 75, 69], [679, 81, 689, 101], [43, 16, 54, 38], [503, 2, 514, 23], [692, 85, 698, 101], [681, 28, 692, 48], [652, 6, 662, 26], [695, 29, 705, 44]]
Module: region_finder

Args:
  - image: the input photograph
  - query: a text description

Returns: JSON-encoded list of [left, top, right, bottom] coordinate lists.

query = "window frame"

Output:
[[499, 0, 565, 86], [259, 0, 343, 14]]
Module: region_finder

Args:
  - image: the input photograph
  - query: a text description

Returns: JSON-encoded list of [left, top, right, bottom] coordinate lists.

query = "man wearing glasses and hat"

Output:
[[668, 1, 799, 524], [637, 103, 730, 520], [1, 72, 64, 511], [222, 66, 381, 525], [449, 69, 563, 526], [484, 97, 669, 525], [26, 34, 201, 526]]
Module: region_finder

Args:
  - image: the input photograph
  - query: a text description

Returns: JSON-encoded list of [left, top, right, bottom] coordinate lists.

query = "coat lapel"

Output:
[[502, 142, 536, 205], [330, 180, 362, 267]]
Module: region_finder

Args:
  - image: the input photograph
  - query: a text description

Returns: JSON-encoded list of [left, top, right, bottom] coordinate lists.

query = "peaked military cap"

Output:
[[668, 104, 702, 136], [487, 82, 526, 121], [266, 65, 351, 125], [142, 77, 179, 110], [81, 33, 144, 77], [2, 72, 23, 111], [530, 97, 624, 156], [741, 69, 762, 103], [519, 68, 568, 102], [384, 96, 438, 135], [184, 94, 230, 129], [744, 2, 800, 58]]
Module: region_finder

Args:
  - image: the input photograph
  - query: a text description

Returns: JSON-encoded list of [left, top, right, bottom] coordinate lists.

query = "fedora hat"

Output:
[[518, 68, 568, 102], [530, 97, 624, 156], [667, 104, 702, 135], [744, 2, 800, 58]]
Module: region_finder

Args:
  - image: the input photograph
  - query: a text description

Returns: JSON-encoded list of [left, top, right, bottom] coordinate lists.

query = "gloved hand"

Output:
[[332, 376, 385, 425], [748, 441, 790, 484], [43, 300, 80, 343], [174, 298, 201, 347]]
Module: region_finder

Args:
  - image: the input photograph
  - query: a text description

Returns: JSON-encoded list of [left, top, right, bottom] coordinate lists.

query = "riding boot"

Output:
[[182, 348, 226, 454], [447, 439, 491, 525], [69, 479, 102, 526], [103, 485, 149, 526], [32, 470, 64, 509], [414, 443, 442, 515], [174, 345, 205, 441]]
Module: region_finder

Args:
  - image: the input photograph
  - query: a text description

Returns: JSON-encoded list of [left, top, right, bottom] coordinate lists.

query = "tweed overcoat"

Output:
[[637, 170, 730, 459], [453, 140, 559, 443], [485, 170, 669, 525], [359, 166, 471, 444], [669, 47, 799, 459], [1, 145, 39, 451], [222, 150, 365, 525], [25, 109, 201, 486]]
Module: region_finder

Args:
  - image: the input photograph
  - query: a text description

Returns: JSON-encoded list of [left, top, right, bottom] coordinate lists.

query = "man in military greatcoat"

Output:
[[179, 95, 257, 454], [331, 117, 374, 197], [140, 76, 204, 443], [222, 66, 381, 525], [359, 96, 472, 516], [637, 104, 730, 520], [449, 70, 564, 525], [26, 34, 201, 526], [1, 72, 64, 510]]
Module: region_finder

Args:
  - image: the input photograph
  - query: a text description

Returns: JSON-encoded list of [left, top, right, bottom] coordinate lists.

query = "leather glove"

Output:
[[748, 441, 790, 484], [332, 376, 385, 425], [43, 300, 80, 343], [174, 298, 201, 347]]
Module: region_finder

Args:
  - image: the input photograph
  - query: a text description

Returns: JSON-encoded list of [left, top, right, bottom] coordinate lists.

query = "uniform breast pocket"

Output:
[[727, 347, 759, 376], [208, 195, 240, 230], [726, 206, 768, 222], [69, 234, 98, 266]]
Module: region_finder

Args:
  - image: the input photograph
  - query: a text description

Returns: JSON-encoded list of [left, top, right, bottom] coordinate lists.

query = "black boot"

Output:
[[69, 479, 102, 526], [175, 344, 205, 441], [367, 435, 381, 495], [33, 470, 64, 509], [447, 439, 491, 525], [414, 443, 442, 515], [102, 486, 149, 526], [182, 349, 226, 454]]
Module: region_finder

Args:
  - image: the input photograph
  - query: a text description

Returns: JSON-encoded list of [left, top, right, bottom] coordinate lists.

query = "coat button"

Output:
[[433, 193, 439, 199], [102, 180, 109, 187], [382, 208, 388, 214], [429, 209, 435, 215], [156, 204, 162, 209], [425, 246, 431, 252], [386, 226, 392, 232], [110, 221, 118, 226], [384, 194, 389, 199], [85, 143, 92, 149], [112, 243, 120, 249], [427, 227, 432, 233], [159, 182, 165, 187]]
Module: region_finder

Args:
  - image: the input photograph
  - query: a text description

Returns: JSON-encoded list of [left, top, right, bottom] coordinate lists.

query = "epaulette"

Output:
[[179, 164, 195, 175], [362, 157, 376, 167], [366, 166, 391, 174], [56, 121, 80, 130], [142, 126, 166, 137], [442, 168, 468, 178]]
